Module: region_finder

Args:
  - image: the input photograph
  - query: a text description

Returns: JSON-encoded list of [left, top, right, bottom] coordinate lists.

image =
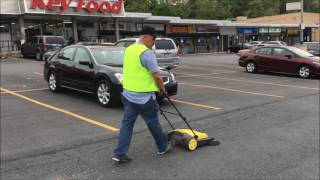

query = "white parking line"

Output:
[[171, 98, 222, 110], [180, 83, 284, 98], [33, 72, 43, 76], [175, 71, 236, 78], [183, 75, 320, 91]]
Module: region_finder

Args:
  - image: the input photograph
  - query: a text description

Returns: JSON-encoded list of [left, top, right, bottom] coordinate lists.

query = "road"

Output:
[[1, 54, 319, 179]]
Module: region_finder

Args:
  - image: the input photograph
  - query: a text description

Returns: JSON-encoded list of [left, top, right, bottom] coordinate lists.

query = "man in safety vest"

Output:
[[112, 26, 169, 163]]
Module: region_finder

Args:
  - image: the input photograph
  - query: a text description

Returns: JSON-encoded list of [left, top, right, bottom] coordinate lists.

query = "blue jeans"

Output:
[[113, 96, 167, 156]]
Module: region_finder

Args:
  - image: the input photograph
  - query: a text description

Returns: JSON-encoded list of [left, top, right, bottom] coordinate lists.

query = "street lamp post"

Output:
[[300, 0, 304, 44]]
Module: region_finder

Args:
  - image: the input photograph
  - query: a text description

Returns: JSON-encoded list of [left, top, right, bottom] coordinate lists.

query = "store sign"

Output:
[[237, 27, 257, 34], [196, 25, 219, 33], [269, 27, 281, 33], [259, 27, 269, 33], [30, 0, 123, 14], [287, 28, 299, 35], [286, 2, 301, 11]]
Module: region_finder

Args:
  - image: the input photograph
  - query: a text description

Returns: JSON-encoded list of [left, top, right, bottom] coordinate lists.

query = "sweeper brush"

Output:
[[160, 96, 220, 151]]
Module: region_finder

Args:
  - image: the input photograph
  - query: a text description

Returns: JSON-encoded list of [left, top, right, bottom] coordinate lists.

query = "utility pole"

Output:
[[300, 0, 304, 44]]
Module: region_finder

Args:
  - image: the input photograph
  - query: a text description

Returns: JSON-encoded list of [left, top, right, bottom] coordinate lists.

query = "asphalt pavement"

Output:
[[1, 54, 319, 179]]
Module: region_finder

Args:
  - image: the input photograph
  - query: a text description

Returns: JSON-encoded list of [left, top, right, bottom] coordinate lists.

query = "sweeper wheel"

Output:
[[186, 137, 198, 151]]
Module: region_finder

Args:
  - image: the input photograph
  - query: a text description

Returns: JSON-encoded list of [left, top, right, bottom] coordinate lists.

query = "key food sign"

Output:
[[23, 0, 124, 16]]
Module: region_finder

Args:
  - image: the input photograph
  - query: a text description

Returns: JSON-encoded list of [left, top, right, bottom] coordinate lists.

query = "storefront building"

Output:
[[236, 12, 320, 45], [1, 1, 318, 53]]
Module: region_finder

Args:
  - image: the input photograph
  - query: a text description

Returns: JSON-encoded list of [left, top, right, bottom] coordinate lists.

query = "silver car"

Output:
[[115, 38, 180, 69]]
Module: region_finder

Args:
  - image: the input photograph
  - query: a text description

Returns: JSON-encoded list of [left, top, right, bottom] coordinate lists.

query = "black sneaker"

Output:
[[157, 143, 171, 155], [112, 154, 132, 163]]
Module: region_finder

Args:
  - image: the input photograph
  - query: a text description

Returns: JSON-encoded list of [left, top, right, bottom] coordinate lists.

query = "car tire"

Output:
[[246, 61, 257, 73], [96, 80, 118, 107], [48, 72, 61, 92], [298, 65, 312, 79], [35, 50, 42, 61], [21, 50, 27, 58]]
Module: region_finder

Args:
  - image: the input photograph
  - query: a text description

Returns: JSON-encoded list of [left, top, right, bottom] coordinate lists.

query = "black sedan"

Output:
[[44, 45, 178, 107]]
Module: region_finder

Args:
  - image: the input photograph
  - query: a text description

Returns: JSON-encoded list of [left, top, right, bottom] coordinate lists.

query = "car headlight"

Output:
[[170, 72, 176, 82], [313, 61, 320, 65], [114, 73, 123, 84]]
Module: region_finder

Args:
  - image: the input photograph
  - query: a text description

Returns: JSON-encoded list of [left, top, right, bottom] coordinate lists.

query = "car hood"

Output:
[[101, 65, 170, 76]]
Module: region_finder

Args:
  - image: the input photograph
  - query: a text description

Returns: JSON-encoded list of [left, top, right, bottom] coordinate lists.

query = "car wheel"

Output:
[[48, 72, 61, 92], [246, 62, 256, 73], [21, 50, 27, 58], [35, 51, 42, 61], [298, 65, 312, 78], [96, 80, 117, 107]]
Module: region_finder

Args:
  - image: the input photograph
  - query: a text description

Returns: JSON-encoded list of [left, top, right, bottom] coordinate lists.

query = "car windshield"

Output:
[[90, 48, 124, 66], [287, 46, 314, 57], [46, 37, 65, 44]]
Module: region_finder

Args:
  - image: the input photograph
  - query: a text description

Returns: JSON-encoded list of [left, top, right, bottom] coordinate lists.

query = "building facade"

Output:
[[236, 12, 320, 44], [1, 0, 319, 53]]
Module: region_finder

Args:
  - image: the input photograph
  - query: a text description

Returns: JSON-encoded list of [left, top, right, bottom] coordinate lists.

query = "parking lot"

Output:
[[1, 54, 319, 179]]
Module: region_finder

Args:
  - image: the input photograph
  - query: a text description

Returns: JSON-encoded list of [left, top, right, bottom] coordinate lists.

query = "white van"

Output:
[[114, 38, 180, 69]]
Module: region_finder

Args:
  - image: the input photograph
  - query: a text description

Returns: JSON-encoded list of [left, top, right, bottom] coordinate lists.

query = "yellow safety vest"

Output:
[[123, 43, 159, 92]]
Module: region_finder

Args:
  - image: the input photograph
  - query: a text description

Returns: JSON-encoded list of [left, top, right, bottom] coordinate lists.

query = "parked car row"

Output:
[[238, 45, 320, 78], [21, 36, 181, 70], [21, 36, 66, 61], [229, 41, 288, 53], [293, 42, 320, 56]]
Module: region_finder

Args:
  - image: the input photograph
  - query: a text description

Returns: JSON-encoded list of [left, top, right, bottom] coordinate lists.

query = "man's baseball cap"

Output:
[[141, 26, 157, 39]]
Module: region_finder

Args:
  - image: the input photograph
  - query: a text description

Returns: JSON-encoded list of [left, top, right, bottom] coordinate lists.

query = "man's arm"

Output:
[[152, 71, 167, 96]]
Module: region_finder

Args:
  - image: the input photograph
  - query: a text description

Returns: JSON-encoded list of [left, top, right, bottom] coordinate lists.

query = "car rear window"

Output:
[[46, 37, 65, 44], [155, 40, 175, 50]]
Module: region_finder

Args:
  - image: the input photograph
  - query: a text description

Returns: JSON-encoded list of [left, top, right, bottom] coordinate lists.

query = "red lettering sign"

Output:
[[31, 0, 46, 9], [30, 0, 123, 14], [47, 0, 61, 11]]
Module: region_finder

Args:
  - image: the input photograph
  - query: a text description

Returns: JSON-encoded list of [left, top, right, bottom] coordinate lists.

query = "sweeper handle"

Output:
[[159, 108, 175, 130], [163, 95, 198, 139]]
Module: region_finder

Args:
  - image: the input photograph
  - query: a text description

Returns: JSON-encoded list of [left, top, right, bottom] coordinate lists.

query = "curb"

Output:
[[0, 51, 22, 58]]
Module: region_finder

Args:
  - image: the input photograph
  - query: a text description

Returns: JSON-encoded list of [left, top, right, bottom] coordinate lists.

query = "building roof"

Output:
[[169, 19, 231, 25], [236, 12, 320, 25]]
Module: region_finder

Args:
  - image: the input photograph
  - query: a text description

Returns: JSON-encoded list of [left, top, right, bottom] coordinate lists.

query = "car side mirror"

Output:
[[284, 54, 292, 59], [79, 61, 93, 68]]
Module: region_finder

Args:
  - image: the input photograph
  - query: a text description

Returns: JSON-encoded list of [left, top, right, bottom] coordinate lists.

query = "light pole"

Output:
[[300, 0, 304, 44]]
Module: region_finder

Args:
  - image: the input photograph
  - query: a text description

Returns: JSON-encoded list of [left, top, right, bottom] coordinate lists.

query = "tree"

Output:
[[124, 0, 150, 12], [185, 0, 214, 19], [123, 0, 319, 19]]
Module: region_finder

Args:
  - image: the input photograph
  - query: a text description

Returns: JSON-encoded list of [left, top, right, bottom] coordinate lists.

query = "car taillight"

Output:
[[42, 44, 48, 50], [240, 55, 248, 60]]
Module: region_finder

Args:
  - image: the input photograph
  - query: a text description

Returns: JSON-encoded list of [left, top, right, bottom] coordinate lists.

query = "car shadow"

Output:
[[253, 71, 320, 80], [59, 88, 123, 109]]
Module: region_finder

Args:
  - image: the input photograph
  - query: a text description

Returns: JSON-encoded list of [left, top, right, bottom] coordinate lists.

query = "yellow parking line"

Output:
[[180, 83, 284, 98], [171, 98, 222, 110], [0, 87, 119, 132], [0, 87, 49, 94]]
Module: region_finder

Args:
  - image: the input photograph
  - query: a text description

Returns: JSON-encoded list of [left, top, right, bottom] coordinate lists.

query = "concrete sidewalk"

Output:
[[0, 51, 22, 58]]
